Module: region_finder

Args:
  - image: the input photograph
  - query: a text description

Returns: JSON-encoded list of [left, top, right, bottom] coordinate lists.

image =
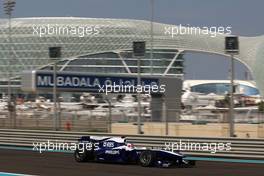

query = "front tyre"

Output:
[[74, 149, 94, 162], [139, 150, 156, 167]]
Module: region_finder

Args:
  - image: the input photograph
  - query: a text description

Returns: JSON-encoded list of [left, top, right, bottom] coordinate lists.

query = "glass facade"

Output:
[[191, 83, 259, 96], [40, 49, 184, 75], [238, 84, 259, 96]]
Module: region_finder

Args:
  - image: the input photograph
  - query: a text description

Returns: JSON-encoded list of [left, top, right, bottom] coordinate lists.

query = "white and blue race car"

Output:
[[74, 136, 195, 168]]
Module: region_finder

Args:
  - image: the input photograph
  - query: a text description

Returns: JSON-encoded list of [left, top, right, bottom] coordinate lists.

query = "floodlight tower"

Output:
[[225, 36, 239, 137]]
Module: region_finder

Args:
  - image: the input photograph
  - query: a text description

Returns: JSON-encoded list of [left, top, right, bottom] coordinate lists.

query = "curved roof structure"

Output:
[[0, 17, 264, 94], [183, 80, 259, 96]]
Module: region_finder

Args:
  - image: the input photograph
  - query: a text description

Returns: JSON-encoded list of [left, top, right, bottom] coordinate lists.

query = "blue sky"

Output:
[[1, 0, 263, 79]]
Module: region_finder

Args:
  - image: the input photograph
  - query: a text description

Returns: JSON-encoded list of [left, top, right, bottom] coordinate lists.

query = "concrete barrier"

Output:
[[0, 129, 263, 159]]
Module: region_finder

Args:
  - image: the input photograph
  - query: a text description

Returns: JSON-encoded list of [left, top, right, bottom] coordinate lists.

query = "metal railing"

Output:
[[0, 129, 263, 159], [0, 111, 108, 132]]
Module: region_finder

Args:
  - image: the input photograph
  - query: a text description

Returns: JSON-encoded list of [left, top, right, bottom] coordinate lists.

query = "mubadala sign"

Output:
[[22, 70, 183, 122], [21, 70, 160, 93], [36, 73, 158, 89]]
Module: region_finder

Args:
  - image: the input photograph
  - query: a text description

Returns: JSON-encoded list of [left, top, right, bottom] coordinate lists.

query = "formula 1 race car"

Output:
[[74, 136, 195, 168]]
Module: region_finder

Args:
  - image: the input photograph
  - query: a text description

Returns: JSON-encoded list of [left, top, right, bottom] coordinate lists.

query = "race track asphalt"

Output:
[[0, 149, 263, 176]]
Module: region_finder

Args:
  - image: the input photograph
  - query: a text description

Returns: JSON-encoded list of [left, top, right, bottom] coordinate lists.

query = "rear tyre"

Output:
[[74, 149, 94, 162], [139, 150, 156, 167]]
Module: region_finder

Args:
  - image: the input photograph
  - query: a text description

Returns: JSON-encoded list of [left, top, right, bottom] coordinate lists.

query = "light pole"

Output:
[[53, 60, 58, 130], [3, 0, 16, 127], [225, 36, 239, 137], [137, 55, 142, 134], [49, 47, 61, 131], [150, 0, 154, 75], [105, 98, 112, 133], [230, 54, 235, 137], [102, 94, 113, 133], [162, 97, 168, 135], [133, 41, 146, 134]]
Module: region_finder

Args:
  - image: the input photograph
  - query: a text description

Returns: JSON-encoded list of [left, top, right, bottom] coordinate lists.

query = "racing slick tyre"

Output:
[[139, 150, 156, 167], [74, 148, 94, 162]]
